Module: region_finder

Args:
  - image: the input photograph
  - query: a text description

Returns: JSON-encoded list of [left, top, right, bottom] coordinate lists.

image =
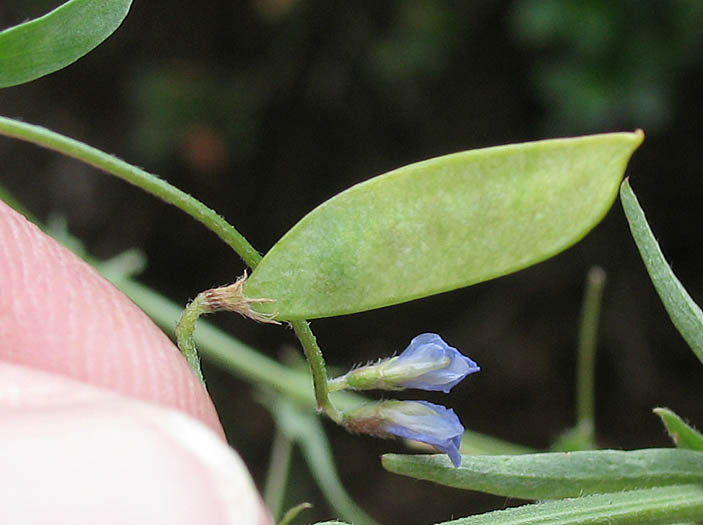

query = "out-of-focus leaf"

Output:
[[245, 132, 642, 320], [263, 428, 294, 520], [654, 407, 703, 451], [0, 0, 133, 88], [620, 179, 703, 365], [381, 448, 703, 499], [436, 484, 703, 525], [278, 502, 312, 525], [459, 429, 536, 455], [0, 184, 36, 220], [550, 422, 597, 453], [266, 396, 376, 525]]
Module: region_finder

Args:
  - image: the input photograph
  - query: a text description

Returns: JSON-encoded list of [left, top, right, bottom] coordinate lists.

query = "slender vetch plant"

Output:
[[2, 2, 703, 523]]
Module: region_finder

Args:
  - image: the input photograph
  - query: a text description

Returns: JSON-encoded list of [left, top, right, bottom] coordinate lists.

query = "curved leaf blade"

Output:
[[437, 485, 703, 525], [620, 179, 703, 365], [0, 0, 133, 88], [654, 407, 703, 451], [381, 448, 703, 499], [245, 132, 643, 320]]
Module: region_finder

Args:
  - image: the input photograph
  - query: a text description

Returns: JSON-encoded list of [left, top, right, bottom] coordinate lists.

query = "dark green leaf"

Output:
[[245, 132, 643, 320], [620, 179, 703, 365], [0, 0, 133, 88], [382, 448, 703, 499]]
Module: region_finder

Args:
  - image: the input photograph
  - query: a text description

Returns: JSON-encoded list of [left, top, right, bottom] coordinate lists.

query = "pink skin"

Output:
[[0, 200, 272, 524]]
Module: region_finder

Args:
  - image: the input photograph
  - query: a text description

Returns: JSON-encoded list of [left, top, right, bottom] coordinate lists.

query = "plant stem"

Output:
[[291, 320, 342, 423], [174, 295, 206, 381], [576, 266, 606, 439], [0, 115, 340, 420], [0, 115, 262, 268]]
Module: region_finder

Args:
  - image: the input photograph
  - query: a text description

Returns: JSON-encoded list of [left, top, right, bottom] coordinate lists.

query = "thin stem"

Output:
[[291, 320, 342, 423], [174, 295, 207, 382], [0, 115, 262, 268], [576, 266, 606, 438], [0, 115, 340, 422]]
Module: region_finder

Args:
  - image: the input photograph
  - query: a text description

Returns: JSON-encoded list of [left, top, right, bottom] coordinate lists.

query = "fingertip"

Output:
[[0, 200, 222, 435], [0, 363, 271, 525]]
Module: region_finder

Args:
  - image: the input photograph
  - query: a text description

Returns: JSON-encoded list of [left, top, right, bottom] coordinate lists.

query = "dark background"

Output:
[[2, 1, 703, 523]]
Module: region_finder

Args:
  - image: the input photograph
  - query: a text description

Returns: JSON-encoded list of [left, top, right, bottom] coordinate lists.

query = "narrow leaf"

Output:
[[0, 0, 133, 88], [245, 132, 643, 320], [654, 407, 703, 451], [266, 396, 377, 525], [620, 179, 703, 365], [278, 502, 313, 525], [436, 484, 703, 525], [381, 448, 703, 499]]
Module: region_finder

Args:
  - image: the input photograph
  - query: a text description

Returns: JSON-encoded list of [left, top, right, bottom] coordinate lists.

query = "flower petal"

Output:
[[391, 333, 480, 393], [381, 401, 464, 467]]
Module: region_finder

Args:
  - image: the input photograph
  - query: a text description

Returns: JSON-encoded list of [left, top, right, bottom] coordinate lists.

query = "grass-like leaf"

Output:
[[245, 132, 643, 320], [265, 395, 377, 525], [436, 484, 703, 525], [620, 179, 703, 365], [277, 502, 312, 525], [0, 0, 133, 88], [381, 448, 703, 499], [654, 407, 703, 451]]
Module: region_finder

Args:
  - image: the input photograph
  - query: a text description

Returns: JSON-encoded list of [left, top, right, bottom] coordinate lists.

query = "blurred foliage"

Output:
[[510, 0, 703, 132]]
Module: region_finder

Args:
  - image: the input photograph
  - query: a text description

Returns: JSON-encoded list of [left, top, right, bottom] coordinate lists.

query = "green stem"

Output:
[[0, 115, 340, 420], [174, 295, 207, 382], [0, 115, 261, 268], [576, 266, 606, 438], [291, 320, 342, 423]]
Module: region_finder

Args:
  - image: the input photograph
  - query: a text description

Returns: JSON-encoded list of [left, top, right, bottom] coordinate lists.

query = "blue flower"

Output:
[[345, 400, 465, 467], [329, 333, 479, 393], [389, 333, 480, 393]]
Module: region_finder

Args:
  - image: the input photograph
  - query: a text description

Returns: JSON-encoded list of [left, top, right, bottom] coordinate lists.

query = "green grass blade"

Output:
[[278, 503, 312, 525], [0, 0, 133, 88], [266, 396, 377, 525], [620, 179, 703, 365], [654, 407, 703, 451], [263, 428, 294, 520], [437, 484, 703, 525], [382, 448, 703, 499], [245, 132, 643, 320]]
